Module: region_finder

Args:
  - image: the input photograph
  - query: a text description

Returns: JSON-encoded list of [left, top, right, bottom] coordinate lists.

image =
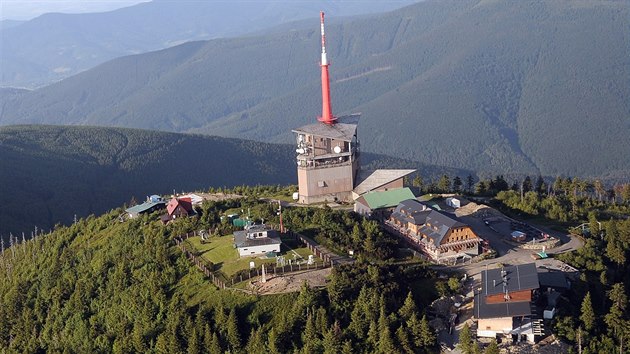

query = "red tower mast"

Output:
[[317, 11, 337, 125]]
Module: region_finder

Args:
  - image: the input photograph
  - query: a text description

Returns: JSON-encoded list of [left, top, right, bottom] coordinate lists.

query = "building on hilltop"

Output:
[[292, 12, 415, 204], [233, 224, 282, 257], [161, 197, 196, 223], [125, 195, 166, 218], [474, 263, 543, 343], [386, 199, 481, 261], [293, 117, 361, 204]]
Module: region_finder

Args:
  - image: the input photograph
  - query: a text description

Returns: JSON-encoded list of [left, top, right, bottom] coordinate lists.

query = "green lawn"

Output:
[[186, 234, 318, 277]]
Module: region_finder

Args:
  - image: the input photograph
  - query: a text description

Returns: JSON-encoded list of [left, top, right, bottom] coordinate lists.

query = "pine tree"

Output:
[[203, 324, 213, 351], [406, 312, 423, 348], [523, 176, 533, 193], [302, 313, 319, 347], [395, 325, 414, 354], [187, 328, 200, 354], [453, 176, 463, 193], [209, 331, 222, 354], [466, 174, 475, 194], [245, 328, 267, 353], [154, 333, 169, 354], [367, 320, 379, 352], [227, 308, 242, 350], [580, 291, 596, 332], [322, 321, 343, 354], [604, 283, 627, 337], [341, 340, 354, 354], [420, 314, 435, 347], [485, 339, 499, 354], [315, 306, 329, 334], [437, 175, 451, 193], [398, 291, 418, 322], [535, 175, 546, 195], [378, 304, 396, 354], [458, 322, 473, 354], [349, 286, 371, 339], [267, 329, 281, 354]]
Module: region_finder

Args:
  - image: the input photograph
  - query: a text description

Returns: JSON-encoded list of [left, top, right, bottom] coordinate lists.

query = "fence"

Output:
[[172, 228, 344, 291], [284, 230, 354, 266], [174, 235, 227, 289]]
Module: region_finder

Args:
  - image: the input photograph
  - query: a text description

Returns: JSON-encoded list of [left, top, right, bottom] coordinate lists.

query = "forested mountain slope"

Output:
[[0, 0, 416, 88], [0, 125, 463, 240], [0, 203, 442, 353], [1, 0, 628, 177]]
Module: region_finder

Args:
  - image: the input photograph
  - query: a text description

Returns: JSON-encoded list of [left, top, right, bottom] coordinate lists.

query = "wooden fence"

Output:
[[172, 228, 346, 291]]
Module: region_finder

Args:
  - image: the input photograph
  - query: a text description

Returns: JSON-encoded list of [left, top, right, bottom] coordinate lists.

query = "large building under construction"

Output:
[[293, 12, 414, 204]]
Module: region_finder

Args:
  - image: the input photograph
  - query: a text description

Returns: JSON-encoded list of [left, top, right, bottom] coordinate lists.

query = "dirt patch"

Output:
[[455, 201, 502, 219], [196, 193, 244, 201], [250, 268, 331, 295]]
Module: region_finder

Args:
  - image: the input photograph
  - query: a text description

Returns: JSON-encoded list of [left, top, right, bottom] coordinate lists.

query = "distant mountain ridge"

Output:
[[1, 0, 628, 178], [0, 125, 464, 239], [0, 0, 417, 88]]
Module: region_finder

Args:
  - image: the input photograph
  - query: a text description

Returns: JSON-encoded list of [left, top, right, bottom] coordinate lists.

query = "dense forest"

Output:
[[0, 188, 443, 353], [2, 0, 628, 177]]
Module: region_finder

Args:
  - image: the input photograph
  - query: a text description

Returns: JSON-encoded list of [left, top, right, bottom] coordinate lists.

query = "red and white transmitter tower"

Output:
[[318, 11, 336, 125], [291, 12, 361, 204]]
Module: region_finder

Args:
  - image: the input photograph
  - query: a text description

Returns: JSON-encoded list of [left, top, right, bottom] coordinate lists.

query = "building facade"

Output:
[[233, 225, 282, 257], [387, 199, 481, 261], [474, 263, 543, 343], [292, 121, 360, 204]]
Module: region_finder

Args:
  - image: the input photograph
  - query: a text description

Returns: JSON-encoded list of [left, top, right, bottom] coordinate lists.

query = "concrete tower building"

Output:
[[292, 12, 360, 204], [293, 12, 415, 204]]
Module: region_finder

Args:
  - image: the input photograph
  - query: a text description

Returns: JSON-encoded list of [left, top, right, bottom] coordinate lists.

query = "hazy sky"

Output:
[[1, 0, 149, 20]]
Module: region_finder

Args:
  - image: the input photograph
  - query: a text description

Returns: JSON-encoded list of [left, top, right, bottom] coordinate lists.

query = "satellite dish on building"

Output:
[[333, 145, 342, 154]]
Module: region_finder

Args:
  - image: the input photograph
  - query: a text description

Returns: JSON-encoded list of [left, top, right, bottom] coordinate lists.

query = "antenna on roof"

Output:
[[317, 11, 337, 125]]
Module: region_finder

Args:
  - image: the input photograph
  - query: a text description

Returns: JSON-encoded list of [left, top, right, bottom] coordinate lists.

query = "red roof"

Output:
[[167, 197, 193, 215]]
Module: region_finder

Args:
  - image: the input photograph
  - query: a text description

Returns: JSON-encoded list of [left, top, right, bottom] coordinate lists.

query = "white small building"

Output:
[[446, 197, 461, 208], [180, 193, 204, 206], [233, 225, 282, 257]]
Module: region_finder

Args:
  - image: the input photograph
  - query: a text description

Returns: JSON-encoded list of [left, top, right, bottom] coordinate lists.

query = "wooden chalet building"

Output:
[[474, 263, 543, 343], [386, 199, 481, 261], [161, 197, 196, 223]]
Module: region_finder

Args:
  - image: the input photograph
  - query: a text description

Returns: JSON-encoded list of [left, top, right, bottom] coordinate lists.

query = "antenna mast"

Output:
[[317, 11, 337, 125]]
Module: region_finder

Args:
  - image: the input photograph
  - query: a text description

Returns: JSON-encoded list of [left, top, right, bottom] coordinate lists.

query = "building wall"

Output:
[[298, 164, 354, 204], [477, 317, 513, 336], [443, 226, 479, 244], [374, 178, 404, 192], [238, 243, 281, 257], [485, 290, 532, 304], [407, 222, 421, 234], [354, 200, 371, 215]]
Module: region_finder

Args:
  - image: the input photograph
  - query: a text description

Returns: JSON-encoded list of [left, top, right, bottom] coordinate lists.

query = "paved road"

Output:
[[445, 206, 584, 279]]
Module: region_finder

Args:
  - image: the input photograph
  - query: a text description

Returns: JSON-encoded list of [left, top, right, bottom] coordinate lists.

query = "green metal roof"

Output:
[[125, 201, 164, 214], [361, 187, 416, 209]]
